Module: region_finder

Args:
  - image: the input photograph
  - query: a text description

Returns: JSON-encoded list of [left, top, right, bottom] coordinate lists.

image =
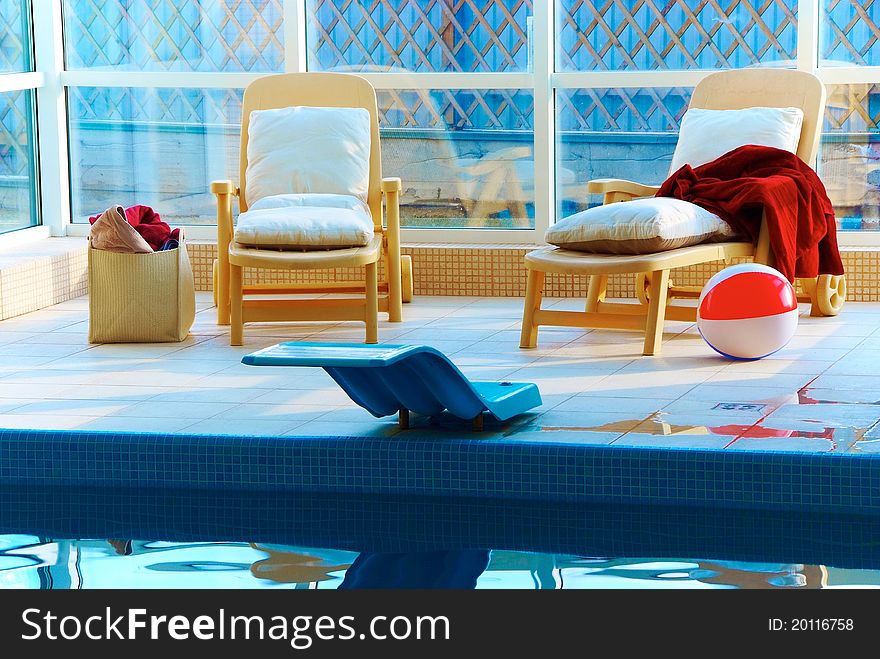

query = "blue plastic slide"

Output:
[[242, 342, 542, 429]]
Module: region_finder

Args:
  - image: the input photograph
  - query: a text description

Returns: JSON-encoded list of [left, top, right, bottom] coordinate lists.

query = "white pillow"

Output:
[[669, 106, 804, 174], [545, 197, 736, 255], [235, 193, 374, 250], [245, 106, 371, 206]]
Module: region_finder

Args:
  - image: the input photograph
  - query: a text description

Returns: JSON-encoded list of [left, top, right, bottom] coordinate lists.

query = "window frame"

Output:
[[0, 0, 43, 240]]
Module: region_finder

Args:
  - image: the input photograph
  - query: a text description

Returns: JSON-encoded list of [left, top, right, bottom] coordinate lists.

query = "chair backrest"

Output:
[[239, 73, 383, 230], [688, 68, 826, 166]]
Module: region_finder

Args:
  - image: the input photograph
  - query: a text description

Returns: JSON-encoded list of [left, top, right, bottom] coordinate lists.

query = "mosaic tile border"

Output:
[[187, 242, 880, 301], [0, 240, 88, 321], [2, 428, 879, 514], [0, 240, 877, 323]]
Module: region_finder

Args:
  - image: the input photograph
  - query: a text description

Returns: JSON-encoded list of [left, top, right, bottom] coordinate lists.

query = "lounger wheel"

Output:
[[811, 274, 846, 317], [401, 254, 414, 303], [212, 258, 219, 306], [635, 273, 673, 306]]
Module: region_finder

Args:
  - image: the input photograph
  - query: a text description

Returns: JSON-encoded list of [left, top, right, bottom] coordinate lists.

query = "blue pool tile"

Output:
[[727, 437, 835, 453], [2, 428, 880, 515], [612, 434, 734, 449]]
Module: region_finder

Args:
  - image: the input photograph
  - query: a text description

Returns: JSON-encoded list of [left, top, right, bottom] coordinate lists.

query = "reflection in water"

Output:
[[250, 544, 352, 585], [339, 551, 491, 589], [696, 563, 825, 589], [540, 384, 880, 452], [2, 487, 880, 589], [0, 538, 840, 589]]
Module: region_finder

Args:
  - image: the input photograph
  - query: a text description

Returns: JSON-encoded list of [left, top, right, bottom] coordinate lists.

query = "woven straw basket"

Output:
[[88, 232, 196, 343]]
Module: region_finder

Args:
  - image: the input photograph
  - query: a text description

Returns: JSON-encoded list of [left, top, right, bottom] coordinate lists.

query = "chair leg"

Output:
[[520, 269, 545, 349], [216, 257, 230, 326], [385, 242, 403, 324], [229, 263, 243, 346], [365, 261, 379, 344], [643, 269, 670, 356], [585, 274, 608, 312]]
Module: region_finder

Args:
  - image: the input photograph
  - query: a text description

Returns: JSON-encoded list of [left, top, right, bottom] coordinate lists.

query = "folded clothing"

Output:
[[89, 205, 180, 252], [89, 206, 153, 254]]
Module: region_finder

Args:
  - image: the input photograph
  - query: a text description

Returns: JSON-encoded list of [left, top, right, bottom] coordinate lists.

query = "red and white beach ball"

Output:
[[697, 263, 798, 360]]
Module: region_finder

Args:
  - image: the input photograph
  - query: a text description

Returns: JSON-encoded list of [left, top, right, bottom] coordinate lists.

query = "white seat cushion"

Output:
[[545, 197, 736, 255], [234, 194, 374, 250], [245, 105, 371, 205], [669, 106, 804, 174]]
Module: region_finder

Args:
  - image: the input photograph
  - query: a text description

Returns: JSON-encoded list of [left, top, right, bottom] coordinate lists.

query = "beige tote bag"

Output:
[[88, 231, 196, 343]]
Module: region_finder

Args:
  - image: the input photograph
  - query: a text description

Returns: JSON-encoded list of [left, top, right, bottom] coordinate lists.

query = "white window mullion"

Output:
[[532, 1, 554, 240], [814, 66, 880, 84], [33, 0, 70, 237], [284, 0, 307, 73], [0, 72, 43, 93], [798, 0, 820, 71], [60, 70, 263, 89], [60, 70, 533, 91], [554, 70, 711, 90]]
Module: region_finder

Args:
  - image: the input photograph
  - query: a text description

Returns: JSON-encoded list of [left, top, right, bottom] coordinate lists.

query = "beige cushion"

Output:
[[545, 197, 736, 255], [245, 105, 371, 206], [89, 206, 153, 254], [234, 193, 374, 250], [669, 106, 804, 174]]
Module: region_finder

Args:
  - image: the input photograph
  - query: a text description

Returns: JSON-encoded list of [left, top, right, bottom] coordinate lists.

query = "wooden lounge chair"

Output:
[[212, 72, 414, 346], [520, 68, 846, 356]]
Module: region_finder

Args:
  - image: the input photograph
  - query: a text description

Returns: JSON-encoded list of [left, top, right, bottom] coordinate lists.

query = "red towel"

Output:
[[656, 145, 844, 281], [88, 205, 180, 252]]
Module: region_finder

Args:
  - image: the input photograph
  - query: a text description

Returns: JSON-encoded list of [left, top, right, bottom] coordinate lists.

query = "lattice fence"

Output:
[[0, 0, 28, 73], [558, 88, 691, 132], [65, 0, 284, 71], [308, 0, 531, 71], [823, 0, 880, 65], [558, 0, 798, 70], [377, 88, 533, 129], [70, 87, 243, 125], [0, 90, 31, 179], [60, 0, 880, 132]]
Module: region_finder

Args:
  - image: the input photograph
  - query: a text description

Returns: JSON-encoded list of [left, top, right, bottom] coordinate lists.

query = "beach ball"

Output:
[[697, 263, 798, 360]]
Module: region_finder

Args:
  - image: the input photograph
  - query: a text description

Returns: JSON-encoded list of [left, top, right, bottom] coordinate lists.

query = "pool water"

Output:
[[2, 487, 880, 589], [3, 538, 873, 589]]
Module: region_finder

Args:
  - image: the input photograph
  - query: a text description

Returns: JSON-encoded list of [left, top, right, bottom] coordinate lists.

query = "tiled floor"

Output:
[[0, 292, 879, 455]]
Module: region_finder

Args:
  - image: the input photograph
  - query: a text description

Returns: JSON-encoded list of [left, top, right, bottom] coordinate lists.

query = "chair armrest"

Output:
[[210, 180, 239, 196], [382, 177, 402, 233], [381, 177, 402, 193], [586, 178, 660, 201], [212, 181, 237, 256]]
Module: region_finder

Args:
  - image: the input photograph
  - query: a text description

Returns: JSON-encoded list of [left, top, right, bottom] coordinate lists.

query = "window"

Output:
[[555, 1, 797, 218], [305, 0, 535, 229], [556, 87, 691, 217], [0, 0, 31, 73], [0, 0, 40, 234], [307, 0, 531, 72], [47, 1, 880, 243], [819, 2, 880, 232], [68, 87, 242, 225]]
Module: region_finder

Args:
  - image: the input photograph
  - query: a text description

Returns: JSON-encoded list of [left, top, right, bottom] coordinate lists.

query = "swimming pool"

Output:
[[3, 487, 879, 589]]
